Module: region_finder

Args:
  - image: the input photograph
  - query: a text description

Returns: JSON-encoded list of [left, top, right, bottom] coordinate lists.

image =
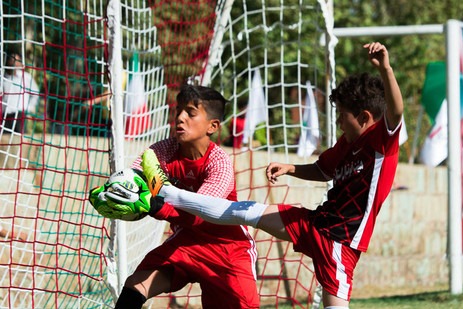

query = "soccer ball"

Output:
[[104, 168, 152, 221]]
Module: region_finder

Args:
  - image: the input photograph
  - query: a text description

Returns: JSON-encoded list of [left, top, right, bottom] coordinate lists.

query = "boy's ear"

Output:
[[359, 110, 374, 126], [207, 119, 220, 135]]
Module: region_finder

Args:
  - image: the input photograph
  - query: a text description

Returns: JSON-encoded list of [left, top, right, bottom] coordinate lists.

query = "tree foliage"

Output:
[[208, 0, 463, 160], [333, 0, 463, 162], [3, 0, 462, 154]]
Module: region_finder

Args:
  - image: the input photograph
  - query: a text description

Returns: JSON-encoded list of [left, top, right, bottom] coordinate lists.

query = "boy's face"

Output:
[[175, 101, 218, 144], [336, 106, 365, 143]]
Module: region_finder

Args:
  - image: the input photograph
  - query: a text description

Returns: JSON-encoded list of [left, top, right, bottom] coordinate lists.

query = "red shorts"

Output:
[[278, 204, 361, 301], [136, 231, 259, 308]]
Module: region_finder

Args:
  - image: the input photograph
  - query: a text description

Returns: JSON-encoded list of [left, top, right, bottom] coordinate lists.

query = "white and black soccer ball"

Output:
[[105, 168, 143, 202], [104, 168, 152, 221]]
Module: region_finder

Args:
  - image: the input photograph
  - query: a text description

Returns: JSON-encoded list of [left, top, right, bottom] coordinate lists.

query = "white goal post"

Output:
[[446, 19, 463, 296]]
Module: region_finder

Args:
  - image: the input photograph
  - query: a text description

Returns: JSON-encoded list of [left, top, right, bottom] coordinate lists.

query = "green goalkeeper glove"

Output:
[[88, 168, 153, 221], [89, 185, 141, 220], [141, 149, 171, 196]]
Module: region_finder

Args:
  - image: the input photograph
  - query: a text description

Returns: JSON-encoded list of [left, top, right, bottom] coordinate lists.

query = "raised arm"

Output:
[[364, 42, 404, 130]]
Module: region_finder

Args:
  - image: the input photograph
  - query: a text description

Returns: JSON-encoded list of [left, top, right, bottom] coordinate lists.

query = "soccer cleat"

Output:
[[141, 149, 170, 197]]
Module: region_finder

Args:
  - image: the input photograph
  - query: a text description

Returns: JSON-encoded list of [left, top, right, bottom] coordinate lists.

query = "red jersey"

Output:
[[314, 116, 400, 252], [132, 139, 259, 308], [132, 138, 255, 244]]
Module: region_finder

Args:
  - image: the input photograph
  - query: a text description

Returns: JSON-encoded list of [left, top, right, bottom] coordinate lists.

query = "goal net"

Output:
[[199, 1, 333, 308], [0, 0, 333, 308]]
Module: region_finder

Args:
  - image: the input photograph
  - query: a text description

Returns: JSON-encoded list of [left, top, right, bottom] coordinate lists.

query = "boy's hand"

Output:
[[89, 184, 163, 219], [266, 162, 295, 184], [364, 42, 391, 71]]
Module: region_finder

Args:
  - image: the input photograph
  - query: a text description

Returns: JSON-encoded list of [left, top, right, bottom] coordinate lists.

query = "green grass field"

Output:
[[261, 291, 463, 308], [349, 291, 463, 309]]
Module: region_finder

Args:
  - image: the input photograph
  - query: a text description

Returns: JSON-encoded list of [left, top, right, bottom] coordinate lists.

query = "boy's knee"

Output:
[[322, 288, 350, 308], [124, 272, 141, 289], [124, 269, 173, 297], [115, 286, 146, 309]]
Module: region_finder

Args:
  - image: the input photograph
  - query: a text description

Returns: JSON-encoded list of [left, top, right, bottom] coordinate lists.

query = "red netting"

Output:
[[151, 0, 218, 128], [1, 1, 318, 308]]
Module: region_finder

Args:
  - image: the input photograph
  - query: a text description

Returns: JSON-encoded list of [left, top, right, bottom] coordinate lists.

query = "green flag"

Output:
[[421, 61, 463, 123], [419, 61, 463, 167], [421, 61, 446, 124]]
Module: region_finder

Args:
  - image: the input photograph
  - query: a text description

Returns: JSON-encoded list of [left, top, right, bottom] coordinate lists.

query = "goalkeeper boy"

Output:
[[113, 42, 403, 309], [95, 85, 259, 308]]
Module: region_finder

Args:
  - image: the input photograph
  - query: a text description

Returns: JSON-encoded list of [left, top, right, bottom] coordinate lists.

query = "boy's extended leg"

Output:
[[162, 185, 263, 226], [142, 148, 291, 241], [162, 185, 291, 241]]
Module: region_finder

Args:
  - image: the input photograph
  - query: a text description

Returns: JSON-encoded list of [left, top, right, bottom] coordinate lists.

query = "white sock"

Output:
[[324, 306, 349, 309], [161, 185, 267, 227]]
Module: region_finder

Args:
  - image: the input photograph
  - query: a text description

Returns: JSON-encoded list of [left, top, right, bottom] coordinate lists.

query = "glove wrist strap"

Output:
[[149, 195, 165, 216]]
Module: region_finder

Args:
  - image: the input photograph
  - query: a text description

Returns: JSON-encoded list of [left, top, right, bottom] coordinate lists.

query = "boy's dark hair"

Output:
[[176, 84, 228, 121], [329, 72, 385, 120]]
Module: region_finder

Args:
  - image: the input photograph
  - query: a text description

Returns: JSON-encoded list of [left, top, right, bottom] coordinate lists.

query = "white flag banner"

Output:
[[399, 115, 408, 146], [419, 99, 448, 167], [124, 59, 150, 137], [243, 70, 267, 143], [124, 72, 146, 115], [297, 81, 319, 157]]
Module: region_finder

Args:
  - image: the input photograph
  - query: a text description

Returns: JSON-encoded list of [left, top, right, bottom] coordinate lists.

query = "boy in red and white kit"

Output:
[[135, 42, 404, 308], [115, 85, 259, 308]]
